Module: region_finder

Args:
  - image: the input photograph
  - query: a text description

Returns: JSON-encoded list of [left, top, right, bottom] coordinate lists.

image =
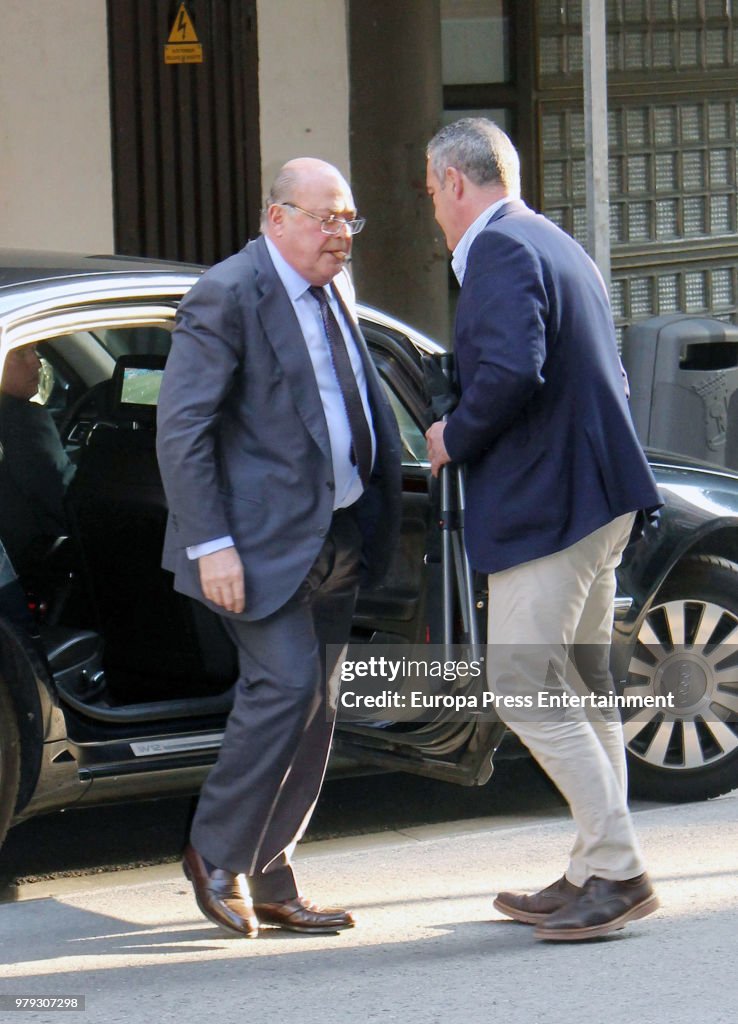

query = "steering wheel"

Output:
[[59, 380, 112, 445]]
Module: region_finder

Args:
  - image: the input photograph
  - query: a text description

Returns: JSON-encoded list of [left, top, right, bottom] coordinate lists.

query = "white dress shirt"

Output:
[[451, 197, 512, 286]]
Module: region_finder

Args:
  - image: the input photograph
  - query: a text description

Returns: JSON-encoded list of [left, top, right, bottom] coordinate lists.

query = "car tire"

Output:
[[622, 555, 738, 802], [0, 677, 21, 849]]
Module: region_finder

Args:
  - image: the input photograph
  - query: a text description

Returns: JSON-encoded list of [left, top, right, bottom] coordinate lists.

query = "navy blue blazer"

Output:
[[443, 200, 661, 574]]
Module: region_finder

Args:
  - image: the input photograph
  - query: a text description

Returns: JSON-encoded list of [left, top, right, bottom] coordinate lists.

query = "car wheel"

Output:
[[0, 677, 21, 849], [622, 555, 738, 802]]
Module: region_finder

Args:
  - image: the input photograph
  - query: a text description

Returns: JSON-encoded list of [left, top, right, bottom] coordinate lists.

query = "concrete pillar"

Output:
[[348, 0, 449, 343], [257, 0, 350, 190]]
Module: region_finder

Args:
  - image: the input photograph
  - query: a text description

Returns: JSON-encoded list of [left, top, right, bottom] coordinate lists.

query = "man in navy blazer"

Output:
[[425, 119, 661, 941], [157, 158, 401, 936]]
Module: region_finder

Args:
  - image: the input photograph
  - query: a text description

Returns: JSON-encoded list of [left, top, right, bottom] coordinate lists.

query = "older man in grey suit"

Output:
[[156, 158, 401, 936]]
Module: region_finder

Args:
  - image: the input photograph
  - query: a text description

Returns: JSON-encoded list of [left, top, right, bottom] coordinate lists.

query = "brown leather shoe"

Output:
[[493, 874, 582, 924], [182, 844, 258, 938], [253, 896, 355, 934], [533, 873, 659, 941]]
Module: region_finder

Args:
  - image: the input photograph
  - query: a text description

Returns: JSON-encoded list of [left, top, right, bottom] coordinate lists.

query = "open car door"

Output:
[[333, 313, 505, 787]]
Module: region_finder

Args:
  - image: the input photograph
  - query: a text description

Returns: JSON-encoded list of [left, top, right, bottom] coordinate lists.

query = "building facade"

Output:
[[2, 0, 736, 344]]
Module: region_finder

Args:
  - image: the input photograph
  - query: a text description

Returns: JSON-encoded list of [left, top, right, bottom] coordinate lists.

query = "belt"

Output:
[[332, 502, 359, 520]]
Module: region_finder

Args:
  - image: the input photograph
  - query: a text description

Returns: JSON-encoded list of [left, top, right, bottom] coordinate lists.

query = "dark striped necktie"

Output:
[[308, 285, 373, 487]]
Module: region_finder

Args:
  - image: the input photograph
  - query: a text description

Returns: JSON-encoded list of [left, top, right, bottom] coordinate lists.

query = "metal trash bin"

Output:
[[622, 314, 738, 469]]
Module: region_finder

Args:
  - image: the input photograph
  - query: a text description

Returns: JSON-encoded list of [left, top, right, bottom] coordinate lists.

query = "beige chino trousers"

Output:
[[487, 512, 645, 885]]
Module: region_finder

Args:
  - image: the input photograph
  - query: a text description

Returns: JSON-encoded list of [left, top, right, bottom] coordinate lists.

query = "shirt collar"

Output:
[[451, 197, 512, 285], [264, 236, 313, 302]]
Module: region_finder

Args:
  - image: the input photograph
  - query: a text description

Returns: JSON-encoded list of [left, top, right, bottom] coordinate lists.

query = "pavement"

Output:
[[0, 792, 736, 1024]]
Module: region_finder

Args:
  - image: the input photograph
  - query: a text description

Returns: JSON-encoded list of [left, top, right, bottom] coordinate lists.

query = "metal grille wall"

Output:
[[606, 0, 737, 69], [535, 0, 738, 344], [542, 98, 737, 245], [107, 0, 260, 266], [538, 0, 738, 77]]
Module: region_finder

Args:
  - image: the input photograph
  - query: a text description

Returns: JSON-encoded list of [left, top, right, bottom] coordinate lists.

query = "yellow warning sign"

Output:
[[164, 2, 203, 64]]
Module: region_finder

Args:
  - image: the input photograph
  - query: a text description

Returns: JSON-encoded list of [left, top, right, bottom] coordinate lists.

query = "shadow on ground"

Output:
[[0, 758, 564, 898]]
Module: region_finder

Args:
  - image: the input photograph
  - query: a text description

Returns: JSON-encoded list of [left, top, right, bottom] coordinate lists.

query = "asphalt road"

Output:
[[0, 758, 564, 897], [1, 788, 736, 1024]]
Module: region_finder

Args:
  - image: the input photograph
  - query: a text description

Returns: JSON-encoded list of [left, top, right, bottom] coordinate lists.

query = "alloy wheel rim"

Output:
[[623, 598, 738, 771]]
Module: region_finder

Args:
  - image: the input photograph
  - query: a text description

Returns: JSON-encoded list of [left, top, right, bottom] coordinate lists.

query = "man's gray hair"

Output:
[[260, 167, 300, 229], [266, 166, 299, 207], [427, 118, 521, 198]]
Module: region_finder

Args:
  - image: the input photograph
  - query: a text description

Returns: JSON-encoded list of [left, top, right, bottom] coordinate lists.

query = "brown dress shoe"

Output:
[[253, 896, 355, 934], [533, 873, 659, 941], [182, 844, 258, 938], [493, 874, 582, 924]]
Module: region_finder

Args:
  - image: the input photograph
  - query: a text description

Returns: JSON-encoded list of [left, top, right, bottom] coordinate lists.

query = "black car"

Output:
[[1, 250, 737, 853]]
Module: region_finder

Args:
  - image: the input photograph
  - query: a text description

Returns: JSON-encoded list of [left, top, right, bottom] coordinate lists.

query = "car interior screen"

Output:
[[120, 367, 164, 406]]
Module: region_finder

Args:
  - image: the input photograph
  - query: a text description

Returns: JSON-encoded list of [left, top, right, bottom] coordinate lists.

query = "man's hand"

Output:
[[425, 421, 451, 478], [199, 546, 246, 614]]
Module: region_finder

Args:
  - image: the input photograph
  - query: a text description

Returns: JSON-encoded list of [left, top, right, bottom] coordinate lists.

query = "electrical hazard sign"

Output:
[[165, 2, 203, 64]]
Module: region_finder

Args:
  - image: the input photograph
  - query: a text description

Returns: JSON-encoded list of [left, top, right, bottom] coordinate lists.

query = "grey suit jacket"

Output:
[[156, 235, 402, 621]]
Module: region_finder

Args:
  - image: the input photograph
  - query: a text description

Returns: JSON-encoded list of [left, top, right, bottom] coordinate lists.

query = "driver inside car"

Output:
[[0, 344, 76, 580]]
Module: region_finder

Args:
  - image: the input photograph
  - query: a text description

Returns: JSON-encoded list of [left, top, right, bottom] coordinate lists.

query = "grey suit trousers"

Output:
[[190, 508, 362, 902]]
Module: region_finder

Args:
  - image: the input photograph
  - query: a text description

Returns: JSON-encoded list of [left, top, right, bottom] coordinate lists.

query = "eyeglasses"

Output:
[[280, 202, 366, 236]]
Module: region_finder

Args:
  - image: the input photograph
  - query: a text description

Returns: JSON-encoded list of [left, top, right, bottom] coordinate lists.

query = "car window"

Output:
[[35, 358, 56, 406], [92, 325, 173, 359], [381, 381, 429, 466], [30, 320, 174, 426]]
